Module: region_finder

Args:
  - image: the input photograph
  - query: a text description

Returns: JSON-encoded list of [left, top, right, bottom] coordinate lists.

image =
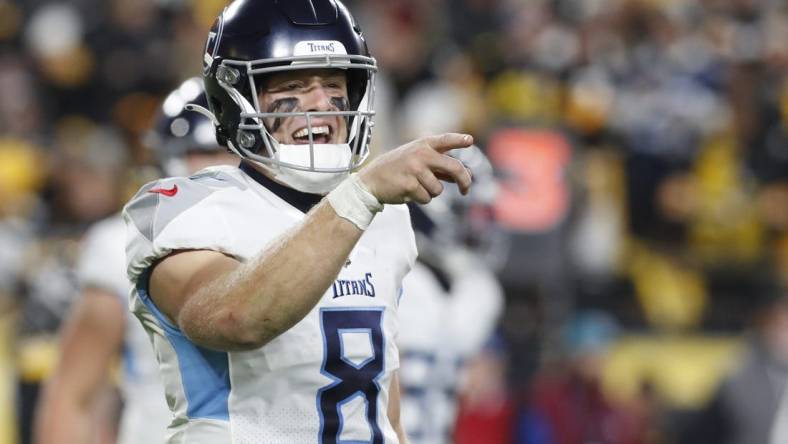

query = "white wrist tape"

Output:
[[327, 173, 384, 230]]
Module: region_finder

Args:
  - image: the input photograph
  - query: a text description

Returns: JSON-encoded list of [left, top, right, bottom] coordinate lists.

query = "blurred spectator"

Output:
[[516, 311, 649, 444], [0, 140, 44, 290], [454, 339, 516, 444], [682, 279, 788, 444], [13, 122, 129, 444], [0, 53, 43, 140]]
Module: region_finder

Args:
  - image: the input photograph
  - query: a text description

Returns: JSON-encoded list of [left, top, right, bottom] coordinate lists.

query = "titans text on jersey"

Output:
[[333, 273, 376, 298]]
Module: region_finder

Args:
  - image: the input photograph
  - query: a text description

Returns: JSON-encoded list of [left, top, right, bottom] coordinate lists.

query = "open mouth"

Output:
[[292, 124, 333, 144]]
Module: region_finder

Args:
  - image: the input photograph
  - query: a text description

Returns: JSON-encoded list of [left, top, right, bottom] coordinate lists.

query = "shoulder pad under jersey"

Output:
[[124, 167, 246, 243]]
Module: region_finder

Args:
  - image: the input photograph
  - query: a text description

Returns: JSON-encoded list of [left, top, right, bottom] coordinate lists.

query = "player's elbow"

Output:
[[180, 307, 280, 351], [220, 319, 275, 351]]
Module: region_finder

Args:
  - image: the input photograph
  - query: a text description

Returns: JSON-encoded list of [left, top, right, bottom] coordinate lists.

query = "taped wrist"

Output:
[[327, 173, 383, 230]]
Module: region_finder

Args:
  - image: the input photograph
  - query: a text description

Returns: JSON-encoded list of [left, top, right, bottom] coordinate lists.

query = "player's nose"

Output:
[[302, 82, 334, 112]]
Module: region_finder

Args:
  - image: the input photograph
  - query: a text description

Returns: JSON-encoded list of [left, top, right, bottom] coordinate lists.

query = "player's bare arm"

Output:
[[34, 288, 126, 444], [388, 371, 409, 444], [150, 132, 473, 351]]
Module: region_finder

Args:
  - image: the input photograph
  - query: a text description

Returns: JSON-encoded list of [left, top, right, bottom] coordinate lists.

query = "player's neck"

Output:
[[239, 161, 322, 213]]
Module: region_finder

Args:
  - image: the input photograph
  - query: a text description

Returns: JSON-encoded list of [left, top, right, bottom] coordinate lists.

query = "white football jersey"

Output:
[[76, 214, 170, 444], [123, 165, 416, 444], [397, 253, 503, 444]]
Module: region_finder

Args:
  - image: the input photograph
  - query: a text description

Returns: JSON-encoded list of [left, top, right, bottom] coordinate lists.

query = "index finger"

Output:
[[422, 133, 474, 154], [428, 154, 473, 195]]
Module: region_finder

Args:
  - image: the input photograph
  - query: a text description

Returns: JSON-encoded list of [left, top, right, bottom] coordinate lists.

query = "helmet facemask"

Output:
[[214, 52, 376, 194]]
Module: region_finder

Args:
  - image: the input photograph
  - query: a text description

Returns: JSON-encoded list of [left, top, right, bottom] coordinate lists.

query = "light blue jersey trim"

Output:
[[136, 269, 231, 421]]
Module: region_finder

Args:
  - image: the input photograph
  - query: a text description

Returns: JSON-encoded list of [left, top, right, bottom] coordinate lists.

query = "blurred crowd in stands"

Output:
[[0, 0, 787, 443]]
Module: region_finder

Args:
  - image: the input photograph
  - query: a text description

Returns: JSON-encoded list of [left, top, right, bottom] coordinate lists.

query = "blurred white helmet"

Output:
[[409, 145, 510, 271]]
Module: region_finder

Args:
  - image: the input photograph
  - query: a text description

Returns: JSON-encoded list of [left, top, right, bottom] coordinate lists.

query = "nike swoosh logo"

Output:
[[148, 185, 178, 197]]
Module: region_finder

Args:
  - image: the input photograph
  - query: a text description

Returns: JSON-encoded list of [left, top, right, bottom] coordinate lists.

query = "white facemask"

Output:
[[269, 142, 352, 194]]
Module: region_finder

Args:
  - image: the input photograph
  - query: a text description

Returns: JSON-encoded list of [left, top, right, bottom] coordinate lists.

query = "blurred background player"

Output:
[[12, 122, 129, 444], [398, 145, 506, 443], [34, 77, 236, 444]]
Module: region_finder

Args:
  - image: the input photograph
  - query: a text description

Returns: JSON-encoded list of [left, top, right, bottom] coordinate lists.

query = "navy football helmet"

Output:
[[198, 0, 376, 193], [145, 77, 227, 177]]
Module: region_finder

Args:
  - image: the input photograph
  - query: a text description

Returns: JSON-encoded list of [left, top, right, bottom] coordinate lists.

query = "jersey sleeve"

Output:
[[122, 173, 243, 284], [76, 215, 129, 299], [403, 206, 418, 271]]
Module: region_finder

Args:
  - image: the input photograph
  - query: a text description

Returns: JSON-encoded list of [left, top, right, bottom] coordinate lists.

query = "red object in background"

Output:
[[523, 372, 649, 444], [454, 395, 516, 444]]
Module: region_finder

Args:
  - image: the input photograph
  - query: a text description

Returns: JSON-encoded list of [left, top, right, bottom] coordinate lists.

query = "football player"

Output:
[[121, 0, 474, 443], [398, 146, 505, 443], [34, 77, 237, 444]]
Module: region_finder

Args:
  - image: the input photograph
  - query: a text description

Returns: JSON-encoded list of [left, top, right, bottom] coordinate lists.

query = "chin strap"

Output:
[[185, 103, 244, 157]]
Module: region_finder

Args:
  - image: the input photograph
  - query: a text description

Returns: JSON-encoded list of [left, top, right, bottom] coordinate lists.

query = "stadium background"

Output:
[[1, 0, 787, 442]]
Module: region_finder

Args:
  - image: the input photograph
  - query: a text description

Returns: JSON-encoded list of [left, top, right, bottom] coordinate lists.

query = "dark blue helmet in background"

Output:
[[198, 0, 377, 194], [145, 77, 226, 177]]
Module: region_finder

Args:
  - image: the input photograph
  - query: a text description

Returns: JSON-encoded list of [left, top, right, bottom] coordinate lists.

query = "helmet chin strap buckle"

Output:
[[237, 131, 257, 149], [184, 104, 220, 126], [217, 66, 240, 85]]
